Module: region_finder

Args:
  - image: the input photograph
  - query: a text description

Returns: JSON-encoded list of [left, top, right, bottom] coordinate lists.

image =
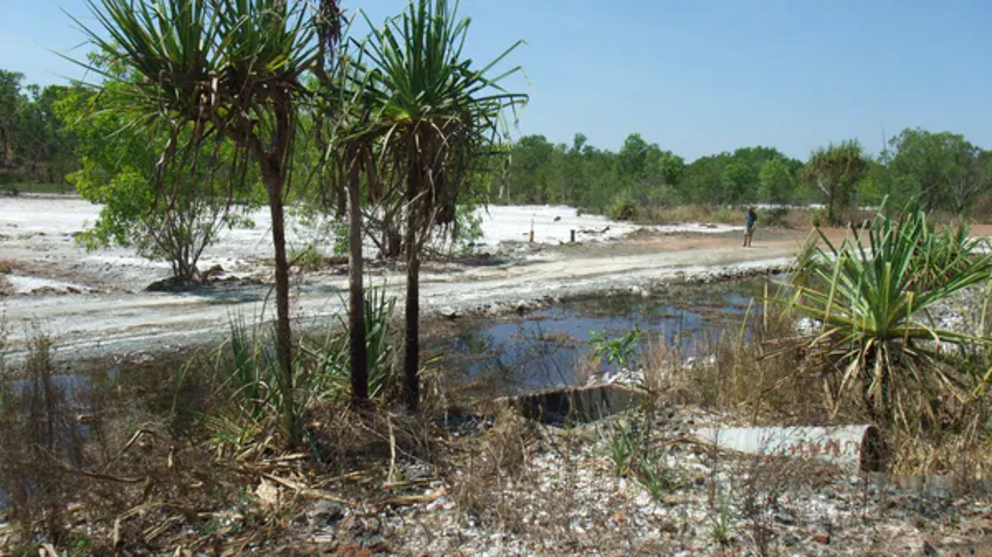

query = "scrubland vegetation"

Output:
[[3, 0, 992, 554]]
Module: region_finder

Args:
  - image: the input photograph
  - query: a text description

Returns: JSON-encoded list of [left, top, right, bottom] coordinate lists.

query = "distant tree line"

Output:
[[4, 64, 992, 225], [0, 70, 79, 186], [502, 131, 992, 223]]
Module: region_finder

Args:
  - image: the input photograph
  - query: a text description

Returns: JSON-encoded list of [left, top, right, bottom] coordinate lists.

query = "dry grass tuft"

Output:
[[631, 204, 825, 230], [306, 402, 447, 481], [888, 412, 992, 483], [674, 306, 845, 426], [445, 409, 536, 527], [0, 331, 246, 554]]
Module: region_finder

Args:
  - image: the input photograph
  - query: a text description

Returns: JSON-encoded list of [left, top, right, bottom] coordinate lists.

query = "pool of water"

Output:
[[434, 276, 779, 394]]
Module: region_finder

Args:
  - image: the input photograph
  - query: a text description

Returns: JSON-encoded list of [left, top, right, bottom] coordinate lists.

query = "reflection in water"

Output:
[[439, 277, 777, 393], [0, 354, 176, 509]]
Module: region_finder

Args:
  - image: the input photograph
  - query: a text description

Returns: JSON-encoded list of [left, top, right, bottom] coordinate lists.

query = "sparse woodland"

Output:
[[2, 0, 992, 555]]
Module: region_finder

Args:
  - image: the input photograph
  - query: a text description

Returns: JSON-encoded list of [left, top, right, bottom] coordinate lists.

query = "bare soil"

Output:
[[6, 196, 983, 370]]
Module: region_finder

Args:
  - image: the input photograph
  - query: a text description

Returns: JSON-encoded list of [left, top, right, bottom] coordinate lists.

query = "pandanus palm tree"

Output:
[[358, 0, 526, 410], [309, 5, 378, 405], [788, 202, 992, 429], [76, 0, 338, 444], [804, 140, 867, 226], [318, 84, 383, 404]]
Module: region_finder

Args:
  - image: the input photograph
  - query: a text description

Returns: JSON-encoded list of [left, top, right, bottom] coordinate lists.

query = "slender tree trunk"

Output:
[[262, 161, 297, 445], [402, 168, 421, 412], [827, 182, 837, 227], [386, 227, 402, 259], [348, 156, 369, 404]]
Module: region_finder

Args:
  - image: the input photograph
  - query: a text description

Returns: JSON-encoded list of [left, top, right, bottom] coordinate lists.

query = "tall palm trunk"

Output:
[[260, 158, 297, 445], [402, 164, 422, 411], [347, 154, 369, 403]]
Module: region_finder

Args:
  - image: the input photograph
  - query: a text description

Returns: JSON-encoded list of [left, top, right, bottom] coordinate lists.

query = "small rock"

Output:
[[812, 532, 830, 545], [774, 511, 796, 525], [255, 479, 280, 509], [308, 500, 345, 528], [781, 533, 801, 546], [439, 306, 460, 319]]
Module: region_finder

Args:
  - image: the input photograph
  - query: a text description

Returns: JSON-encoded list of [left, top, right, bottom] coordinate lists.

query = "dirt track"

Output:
[[2, 196, 944, 369]]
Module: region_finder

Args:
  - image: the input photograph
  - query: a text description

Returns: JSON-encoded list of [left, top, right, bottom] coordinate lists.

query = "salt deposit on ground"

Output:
[[0, 195, 806, 364], [4, 274, 90, 295], [0, 196, 95, 234], [1, 197, 738, 259], [475, 205, 740, 248]]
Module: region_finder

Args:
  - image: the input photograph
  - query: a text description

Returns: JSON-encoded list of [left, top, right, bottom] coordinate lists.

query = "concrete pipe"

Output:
[[694, 424, 886, 472]]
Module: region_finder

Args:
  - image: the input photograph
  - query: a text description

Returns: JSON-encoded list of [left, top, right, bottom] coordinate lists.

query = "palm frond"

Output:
[[785, 200, 992, 429]]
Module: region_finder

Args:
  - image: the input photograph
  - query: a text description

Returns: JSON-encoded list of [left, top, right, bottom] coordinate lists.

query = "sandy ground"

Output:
[[0, 195, 935, 369]]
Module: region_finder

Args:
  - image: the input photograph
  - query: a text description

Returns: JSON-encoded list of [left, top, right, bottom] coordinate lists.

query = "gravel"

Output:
[[285, 403, 992, 556]]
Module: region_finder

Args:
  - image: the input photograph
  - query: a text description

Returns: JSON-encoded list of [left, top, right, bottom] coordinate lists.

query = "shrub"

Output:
[[608, 191, 636, 221], [757, 207, 788, 228], [786, 202, 992, 430]]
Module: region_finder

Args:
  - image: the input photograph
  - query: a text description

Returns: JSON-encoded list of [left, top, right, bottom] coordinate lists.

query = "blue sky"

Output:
[[2, 0, 990, 161]]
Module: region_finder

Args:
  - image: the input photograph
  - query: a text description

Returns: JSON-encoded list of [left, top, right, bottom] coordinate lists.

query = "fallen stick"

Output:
[[261, 472, 354, 506], [382, 488, 447, 507]]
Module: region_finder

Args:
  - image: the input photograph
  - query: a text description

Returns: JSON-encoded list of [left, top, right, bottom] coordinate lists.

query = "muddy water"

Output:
[[2, 276, 780, 408], [432, 276, 779, 394]]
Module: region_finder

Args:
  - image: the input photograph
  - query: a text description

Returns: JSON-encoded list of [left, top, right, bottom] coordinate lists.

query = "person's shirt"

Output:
[[746, 210, 757, 227]]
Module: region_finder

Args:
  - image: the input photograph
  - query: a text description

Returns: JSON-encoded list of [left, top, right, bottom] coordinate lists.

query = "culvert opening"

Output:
[[507, 384, 646, 426]]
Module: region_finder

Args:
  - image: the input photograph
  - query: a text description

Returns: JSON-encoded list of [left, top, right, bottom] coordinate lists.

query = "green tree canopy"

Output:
[[758, 157, 796, 204], [804, 140, 867, 225], [887, 128, 987, 214], [0, 70, 79, 185], [56, 74, 257, 282], [357, 0, 526, 409]]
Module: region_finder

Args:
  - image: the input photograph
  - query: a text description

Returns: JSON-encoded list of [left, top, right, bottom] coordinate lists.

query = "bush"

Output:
[[608, 191, 636, 221], [786, 202, 992, 430], [757, 207, 788, 228]]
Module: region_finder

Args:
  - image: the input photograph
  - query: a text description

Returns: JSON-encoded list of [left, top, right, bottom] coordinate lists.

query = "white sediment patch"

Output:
[[4, 274, 90, 295], [474, 205, 740, 249]]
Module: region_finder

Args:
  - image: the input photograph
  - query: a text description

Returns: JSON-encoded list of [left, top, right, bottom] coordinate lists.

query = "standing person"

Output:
[[743, 205, 757, 247]]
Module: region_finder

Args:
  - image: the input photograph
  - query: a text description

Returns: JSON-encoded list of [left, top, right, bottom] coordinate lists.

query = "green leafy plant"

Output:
[[803, 140, 867, 226], [185, 316, 287, 444], [606, 417, 646, 477], [359, 284, 398, 399], [188, 285, 395, 445], [290, 243, 335, 272], [590, 324, 643, 370], [56, 77, 257, 284], [303, 284, 398, 401], [605, 413, 681, 499], [786, 201, 992, 429], [608, 190, 636, 221], [757, 206, 789, 228], [77, 0, 334, 446], [638, 454, 680, 502], [452, 202, 485, 254]]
